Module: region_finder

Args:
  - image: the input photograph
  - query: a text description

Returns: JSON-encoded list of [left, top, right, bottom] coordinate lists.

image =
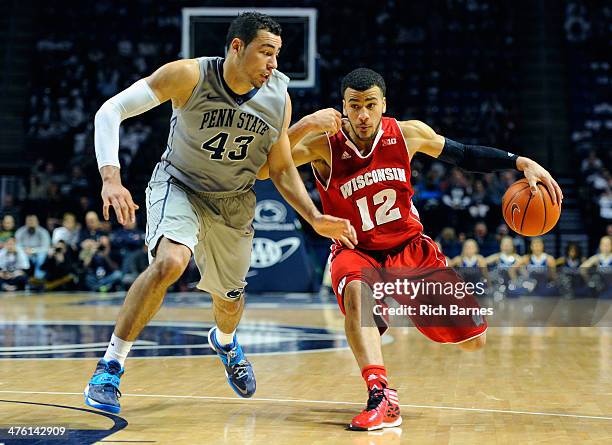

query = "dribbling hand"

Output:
[[516, 157, 563, 206]]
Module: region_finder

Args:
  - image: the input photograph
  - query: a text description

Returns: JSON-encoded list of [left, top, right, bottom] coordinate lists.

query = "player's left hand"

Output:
[[311, 214, 358, 249], [516, 156, 563, 205]]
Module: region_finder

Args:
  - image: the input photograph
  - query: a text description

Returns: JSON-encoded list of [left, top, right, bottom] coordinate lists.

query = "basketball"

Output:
[[502, 178, 561, 236]]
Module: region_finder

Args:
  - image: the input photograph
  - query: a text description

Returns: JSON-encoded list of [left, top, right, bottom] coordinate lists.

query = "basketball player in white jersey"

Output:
[[84, 12, 357, 414]]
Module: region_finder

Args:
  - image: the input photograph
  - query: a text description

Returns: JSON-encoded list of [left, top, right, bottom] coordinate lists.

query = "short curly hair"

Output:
[[226, 12, 282, 50], [341, 68, 386, 97]]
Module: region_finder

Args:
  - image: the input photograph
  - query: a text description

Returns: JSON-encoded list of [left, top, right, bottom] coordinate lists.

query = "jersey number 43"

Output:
[[201, 132, 253, 161]]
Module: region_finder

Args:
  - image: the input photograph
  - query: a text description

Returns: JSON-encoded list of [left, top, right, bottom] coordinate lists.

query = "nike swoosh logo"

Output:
[[234, 384, 249, 395], [507, 152, 515, 157], [110, 343, 115, 346], [510, 203, 521, 230], [206, 93, 222, 101]]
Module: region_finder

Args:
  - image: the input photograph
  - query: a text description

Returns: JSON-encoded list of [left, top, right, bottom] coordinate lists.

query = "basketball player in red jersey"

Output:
[[258, 68, 562, 431]]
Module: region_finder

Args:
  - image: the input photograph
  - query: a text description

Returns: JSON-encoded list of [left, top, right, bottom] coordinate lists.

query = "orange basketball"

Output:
[[502, 178, 561, 236]]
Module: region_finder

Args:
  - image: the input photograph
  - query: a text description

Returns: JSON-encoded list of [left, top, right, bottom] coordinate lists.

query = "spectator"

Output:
[[468, 180, 492, 225], [471, 222, 498, 257], [495, 223, 525, 255], [80, 239, 122, 292], [52, 212, 80, 250], [599, 189, 612, 220], [441, 169, 472, 232], [486, 236, 521, 283], [60, 165, 90, 197], [436, 227, 462, 258], [0, 237, 29, 291], [580, 236, 612, 298], [121, 245, 149, 289], [1, 193, 22, 222], [14, 214, 51, 278], [37, 240, 78, 291], [449, 239, 489, 284], [581, 150, 603, 175], [0, 215, 16, 248], [557, 242, 588, 297], [78, 211, 108, 244], [521, 238, 557, 295], [110, 218, 145, 258]]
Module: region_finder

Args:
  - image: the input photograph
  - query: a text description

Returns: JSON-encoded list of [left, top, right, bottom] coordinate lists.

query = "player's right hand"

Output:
[[308, 108, 342, 135], [312, 214, 358, 249], [101, 180, 139, 225]]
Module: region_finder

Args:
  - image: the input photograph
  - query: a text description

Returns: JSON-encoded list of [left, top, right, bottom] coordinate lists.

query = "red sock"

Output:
[[361, 364, 387, 391]]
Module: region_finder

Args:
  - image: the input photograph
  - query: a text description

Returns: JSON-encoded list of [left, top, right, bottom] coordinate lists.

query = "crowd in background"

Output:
[[0, 204, 610, 297], [0, 211, 148, 292], [565, 1, 612, 242], [0, 0, 610, 293]]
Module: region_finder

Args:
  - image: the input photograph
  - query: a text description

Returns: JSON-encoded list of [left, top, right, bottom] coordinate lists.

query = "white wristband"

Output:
[[94, 78, 161, 169]]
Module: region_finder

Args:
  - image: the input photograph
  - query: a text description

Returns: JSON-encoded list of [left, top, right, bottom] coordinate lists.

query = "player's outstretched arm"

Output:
[[267, 95, 358, 248], [398, 120, 563, 205], [95, 59, 199, 225], [257, 108, 340, 180]]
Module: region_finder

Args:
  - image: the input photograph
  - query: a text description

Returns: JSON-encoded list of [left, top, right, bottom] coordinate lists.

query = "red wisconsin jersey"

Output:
[[314, 117, 424, 251]]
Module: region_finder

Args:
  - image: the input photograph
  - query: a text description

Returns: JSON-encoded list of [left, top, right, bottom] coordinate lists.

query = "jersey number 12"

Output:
[[355, 188, 402, 231]]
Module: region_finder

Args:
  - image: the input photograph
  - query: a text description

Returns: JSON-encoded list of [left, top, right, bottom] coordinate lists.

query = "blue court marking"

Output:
[[0, 320, 356, 359], [0, 399, 127, 445], [72, 292, 336, 308]]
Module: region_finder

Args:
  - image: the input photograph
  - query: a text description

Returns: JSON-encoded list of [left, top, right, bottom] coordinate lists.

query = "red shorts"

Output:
[[329, 234, 488, 343]]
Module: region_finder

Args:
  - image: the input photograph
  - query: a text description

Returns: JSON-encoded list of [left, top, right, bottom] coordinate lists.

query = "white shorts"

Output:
[[145, 163, 255, 300]]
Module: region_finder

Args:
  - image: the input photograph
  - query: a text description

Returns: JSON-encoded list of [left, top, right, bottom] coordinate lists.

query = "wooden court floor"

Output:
[[0, 292, 610, 444]]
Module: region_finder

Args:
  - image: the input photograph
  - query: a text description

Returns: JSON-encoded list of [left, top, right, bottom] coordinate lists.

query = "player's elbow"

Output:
[[95, 100, 122, 128], [268, 163, 291, 184]]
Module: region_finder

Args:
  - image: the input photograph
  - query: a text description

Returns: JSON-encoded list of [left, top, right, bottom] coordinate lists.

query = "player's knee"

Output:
[[458, 333, 486, 351], [343, 281, 362, 315], [150, 252, 189, 285]]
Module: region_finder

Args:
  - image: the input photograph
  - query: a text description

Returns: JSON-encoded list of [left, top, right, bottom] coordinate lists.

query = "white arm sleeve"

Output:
[[94, 78, 161, 169]]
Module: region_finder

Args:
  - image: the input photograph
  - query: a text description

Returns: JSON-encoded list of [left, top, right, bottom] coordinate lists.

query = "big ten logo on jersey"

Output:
[[250, 199, 302, 269], [198, 108, 270, 161], [381, 137, 397, 146]]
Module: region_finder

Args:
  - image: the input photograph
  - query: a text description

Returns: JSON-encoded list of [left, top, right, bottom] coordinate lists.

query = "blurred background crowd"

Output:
[[0, 0, 609, 293]]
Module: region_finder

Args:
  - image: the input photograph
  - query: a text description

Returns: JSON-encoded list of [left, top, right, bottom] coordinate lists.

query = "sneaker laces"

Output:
[[101, 361, 122, 397], [365, 389, 386, 411], [102, 384, 122, 399], [233, 360, 250, 380]]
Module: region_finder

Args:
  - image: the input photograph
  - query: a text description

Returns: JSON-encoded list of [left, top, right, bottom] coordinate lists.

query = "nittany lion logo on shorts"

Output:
[[226, 288, 244, 299]]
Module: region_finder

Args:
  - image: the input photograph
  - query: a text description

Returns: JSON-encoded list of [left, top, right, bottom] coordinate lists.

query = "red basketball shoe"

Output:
[[349, 388, 402, 431]]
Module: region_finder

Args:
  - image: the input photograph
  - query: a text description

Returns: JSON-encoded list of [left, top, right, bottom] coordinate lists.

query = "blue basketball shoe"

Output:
[[207, 327, 256, 398], [84, 359, 124, 413]]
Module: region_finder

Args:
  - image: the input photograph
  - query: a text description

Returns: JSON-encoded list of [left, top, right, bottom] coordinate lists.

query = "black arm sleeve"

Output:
[[438, 138, 519, 173]]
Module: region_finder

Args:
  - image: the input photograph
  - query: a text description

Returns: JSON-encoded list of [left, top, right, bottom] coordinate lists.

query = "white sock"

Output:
[[214, 327, 235, 347], [103, 333, 133, 367]]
